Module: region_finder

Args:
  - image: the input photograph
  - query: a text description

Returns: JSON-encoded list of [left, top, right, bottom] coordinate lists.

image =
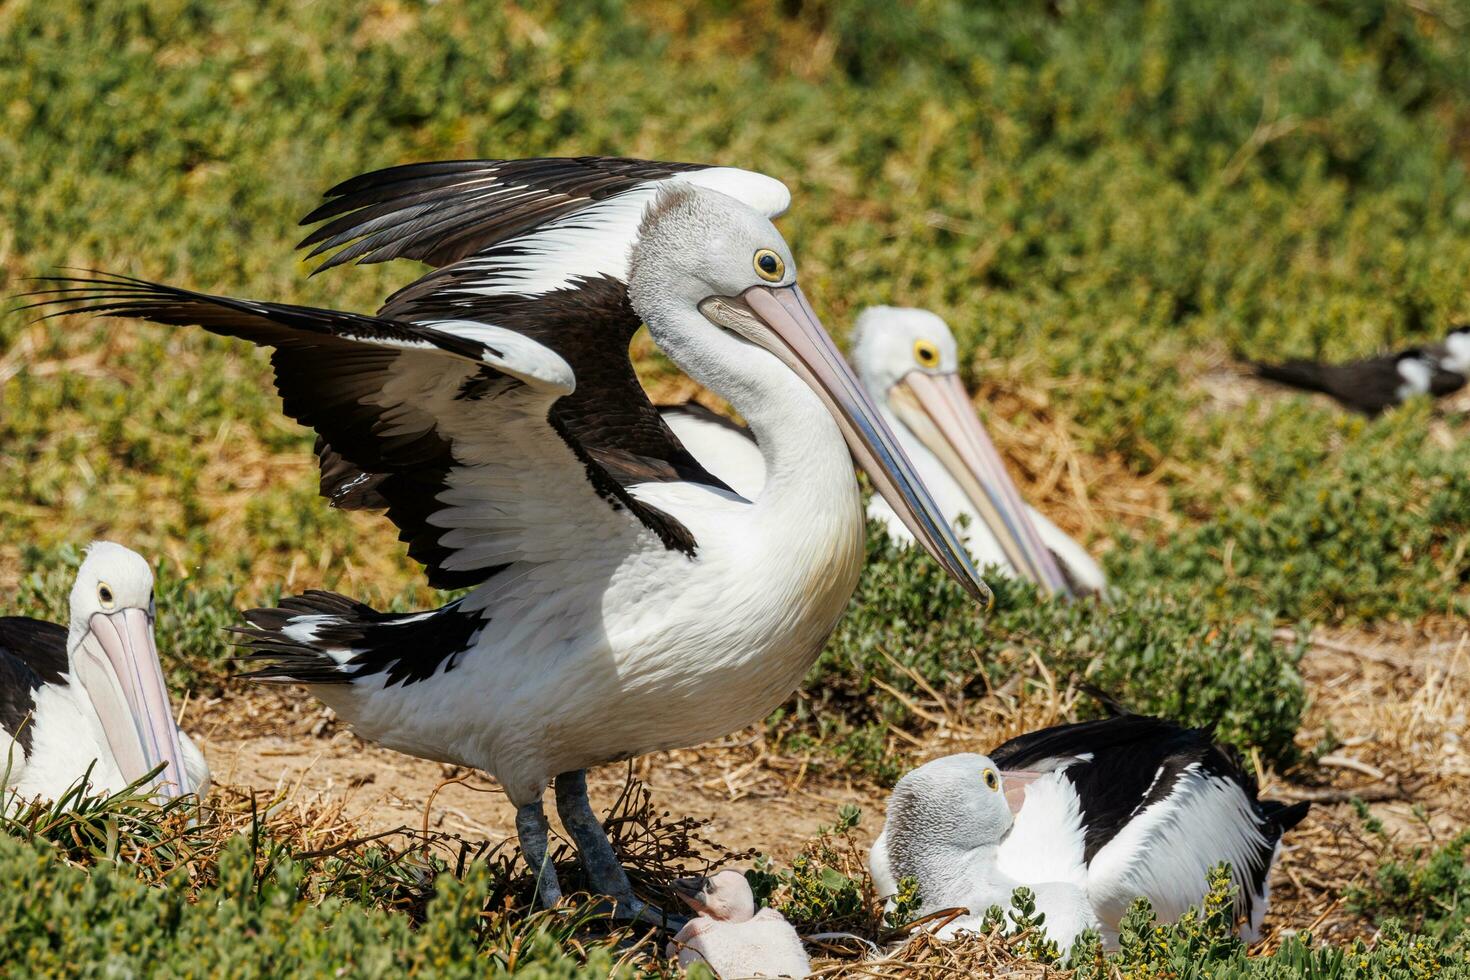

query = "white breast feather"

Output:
[[996, 770, 1090, 888]]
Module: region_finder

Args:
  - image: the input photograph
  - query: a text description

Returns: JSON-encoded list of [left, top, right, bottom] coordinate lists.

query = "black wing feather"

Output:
[[299, 157, 706, 271], [296, 157, 733, 501], [0, 617, 69, 756]]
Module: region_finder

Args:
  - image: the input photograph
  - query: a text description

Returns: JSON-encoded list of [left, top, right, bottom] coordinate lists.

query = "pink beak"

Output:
[[1000, 769, 1045, 816], [889, 371, 1071, 596], [72, 609, 192, 797], [736, 284, 994, 608]]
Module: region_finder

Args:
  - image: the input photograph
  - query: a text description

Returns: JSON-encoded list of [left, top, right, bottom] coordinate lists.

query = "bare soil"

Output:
[[183, 619, 1469, 950]]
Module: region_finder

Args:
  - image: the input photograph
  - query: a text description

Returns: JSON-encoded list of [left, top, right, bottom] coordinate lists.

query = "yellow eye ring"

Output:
[[753, 248, 785, 282], [97, 583, 115, 610], [913, 339, 940, 368], [983, 769, 999, 792]]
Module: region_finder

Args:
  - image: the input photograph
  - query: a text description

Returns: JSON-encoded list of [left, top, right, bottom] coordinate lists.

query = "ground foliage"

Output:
[[4, 0, 1470, 973]]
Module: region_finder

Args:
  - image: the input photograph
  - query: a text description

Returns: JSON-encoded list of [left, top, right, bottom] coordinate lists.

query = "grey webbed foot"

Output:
[[554, 769, 685, 929]]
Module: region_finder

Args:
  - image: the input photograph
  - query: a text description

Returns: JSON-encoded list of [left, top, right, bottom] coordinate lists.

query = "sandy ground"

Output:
[[180, 617, 1469, 948], [193, 686, 882, 861]]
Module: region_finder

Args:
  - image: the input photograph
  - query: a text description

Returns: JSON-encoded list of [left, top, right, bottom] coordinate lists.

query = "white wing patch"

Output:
[[657, 410, 766, 501], [1084, 765, 1271, 931], [681, 167, 791, 218], [441, 168, 791, 299], [455, 191, 653, 298], [1396, 356, 1432, 400], [419, 319, 575, 393]]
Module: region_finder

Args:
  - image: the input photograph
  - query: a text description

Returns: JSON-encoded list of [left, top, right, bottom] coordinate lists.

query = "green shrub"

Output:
[[781, 525, 1307, 781], [1114, 409, 1470, 623], [1348, 829, 1470, 941], [0, 831, 633, 978]]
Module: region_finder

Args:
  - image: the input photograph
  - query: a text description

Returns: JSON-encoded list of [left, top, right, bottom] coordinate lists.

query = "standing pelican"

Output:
[[35, 158, 988, 916], [661, 306, 1106, 595], [2, 542, 208, 804]]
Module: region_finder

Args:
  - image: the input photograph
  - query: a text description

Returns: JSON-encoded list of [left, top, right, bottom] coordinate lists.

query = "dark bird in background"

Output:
[[1249, 325, 1469, 415]]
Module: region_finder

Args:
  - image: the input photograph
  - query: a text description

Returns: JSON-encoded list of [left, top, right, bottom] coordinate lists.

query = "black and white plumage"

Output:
[[33, 157, 989, 919], [1, 543, 208, 805], [872, 714, 1308, 946], [869, 754, 1101, 950], [1250, 326, 1470, 415]]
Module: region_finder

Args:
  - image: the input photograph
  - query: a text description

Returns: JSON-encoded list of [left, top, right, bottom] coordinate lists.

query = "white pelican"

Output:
[[666, 870, 810, 978], [871, 754, 1100, 950], [37, 157, 988, 917], [870, 715, 1308, 946], [660, 306, 1107, 596], [1, 542, 208, 805]]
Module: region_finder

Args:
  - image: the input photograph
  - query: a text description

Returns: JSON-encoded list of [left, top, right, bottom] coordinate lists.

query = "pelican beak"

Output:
[[670, 876, 711, 914], [888, 371, 1070, 596], [701, 284, 992, 609], [999, 769, 1043, 816], [72, 608, 192, 798]]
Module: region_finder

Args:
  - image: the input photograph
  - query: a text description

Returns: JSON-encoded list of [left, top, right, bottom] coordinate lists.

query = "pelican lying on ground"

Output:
[[1250, 325, 1469, 415], [661, 306, 1106, 596], [1, 542, 208, 805], [36, 157, 988, 918], [871, 754, 1100, 950], [871, 714, 1308, 946]]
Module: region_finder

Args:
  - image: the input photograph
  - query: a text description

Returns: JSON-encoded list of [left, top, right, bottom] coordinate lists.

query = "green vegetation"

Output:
[[784, 525, 1307, 780], [1349, 827, 1470, 941], [1075, 869, 1470, 979], [5, 0, 1470, 973], [0, 830, 633, 978]]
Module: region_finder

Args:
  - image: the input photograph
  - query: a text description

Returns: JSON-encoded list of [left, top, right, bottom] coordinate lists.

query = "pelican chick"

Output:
[[666, 870, 811, 978]]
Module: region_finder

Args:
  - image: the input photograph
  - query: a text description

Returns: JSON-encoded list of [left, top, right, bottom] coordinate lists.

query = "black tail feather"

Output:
[[1258, 799, 1311, 836], [1251, 359, 1334, 395], [233, 589, 483, 688]]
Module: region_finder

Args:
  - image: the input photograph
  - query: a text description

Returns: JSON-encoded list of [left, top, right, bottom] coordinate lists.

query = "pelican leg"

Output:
[[516, 799, 563, 908], [554, 770, 683, 929]]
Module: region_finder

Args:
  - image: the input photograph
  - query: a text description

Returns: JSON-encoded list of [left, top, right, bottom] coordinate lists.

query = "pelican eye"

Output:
[[97, 583, 115, 610], [983, 768, 1000, 792], [753, 248, 785, 282], [914, 339, 941, 368]]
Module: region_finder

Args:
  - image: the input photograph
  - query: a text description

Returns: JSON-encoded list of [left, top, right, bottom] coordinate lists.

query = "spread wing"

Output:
[[28, 273, 682, 589], [30, 157, 792, 591], [298, 157, 790, 506]]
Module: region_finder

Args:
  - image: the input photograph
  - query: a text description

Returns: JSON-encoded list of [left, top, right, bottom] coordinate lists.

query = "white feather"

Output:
[[1084, 767, 1272, 932]]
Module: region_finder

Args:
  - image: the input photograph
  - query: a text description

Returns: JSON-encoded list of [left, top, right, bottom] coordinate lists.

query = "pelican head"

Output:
[[670, 869, 757, 923], [629, 186, 991, 607], [66, 542, 193, 798], [849, 307, 1069, 595], [886, 754, 1024, 865]]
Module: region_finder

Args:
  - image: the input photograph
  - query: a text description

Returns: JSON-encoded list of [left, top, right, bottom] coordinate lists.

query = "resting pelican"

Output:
[[2, 542, 208, 805], [871, 754, 1100, 949], [661, 306, 1107, 595], [36, 158, 988, 916], [871, 714, 1308, 946]]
